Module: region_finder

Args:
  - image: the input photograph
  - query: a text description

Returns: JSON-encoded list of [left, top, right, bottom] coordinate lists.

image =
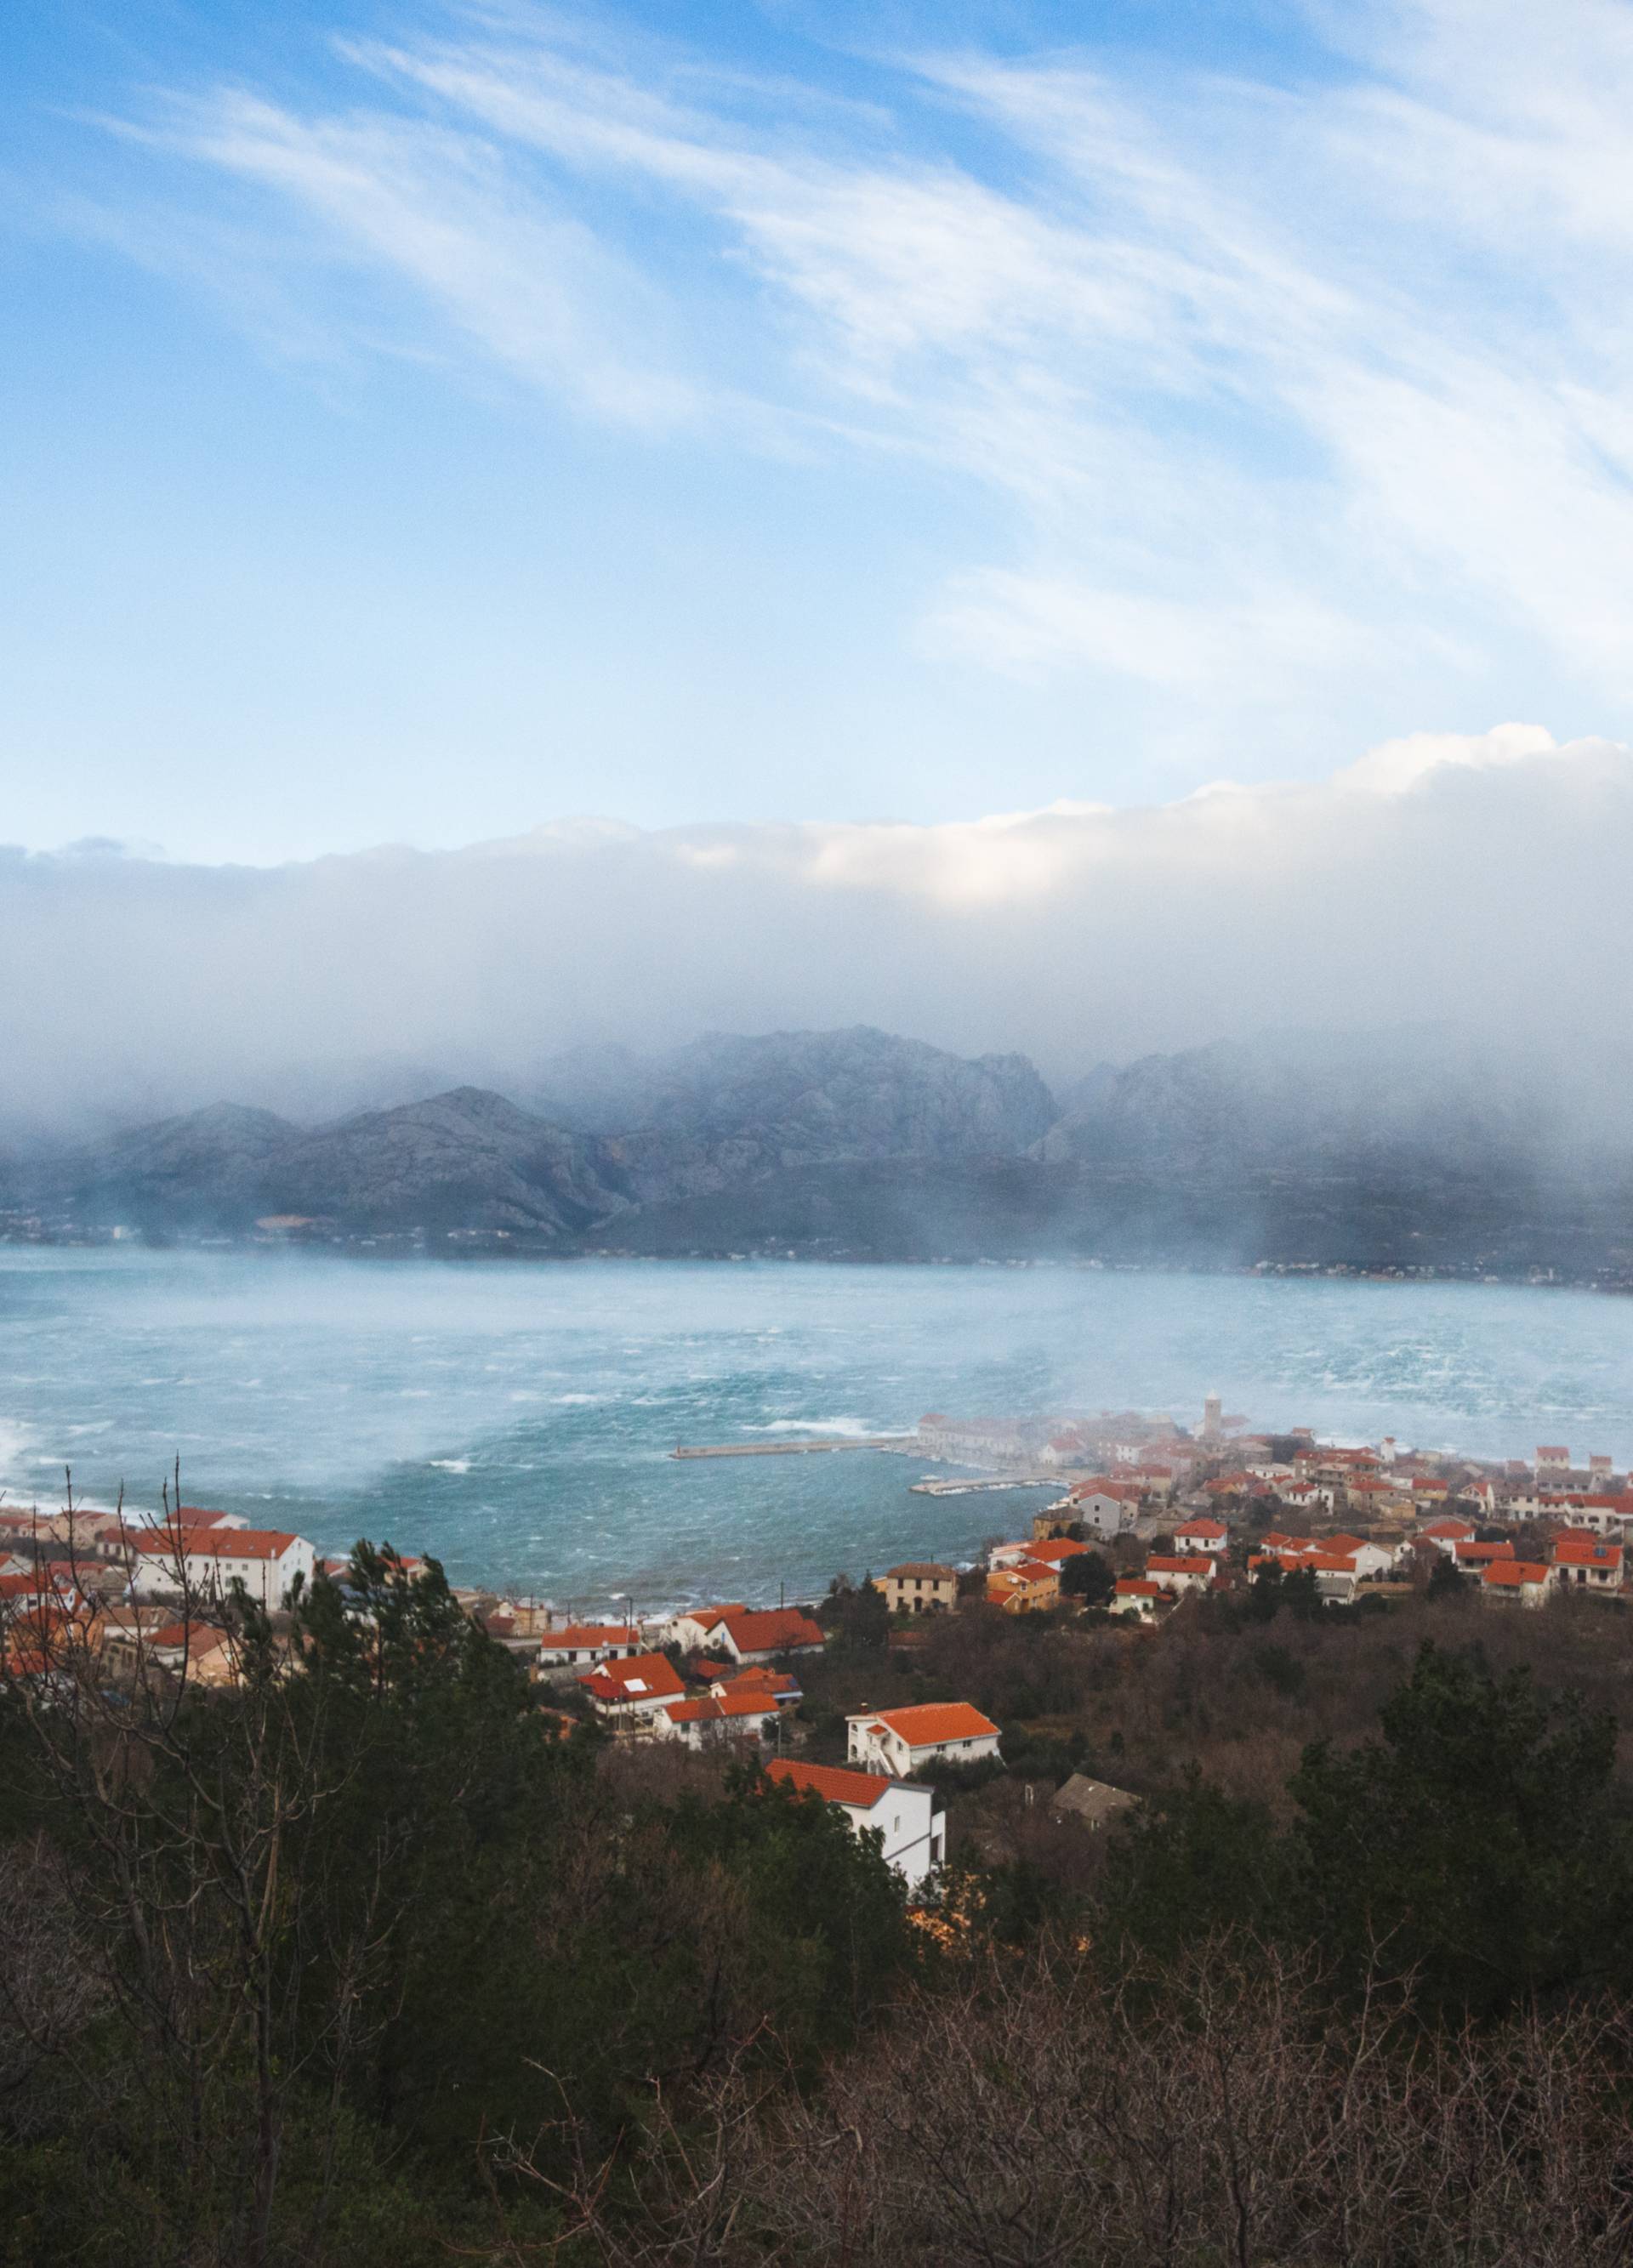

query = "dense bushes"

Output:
[[0, 1556, 917, 2265], [6, 1555, 1633, 2265]]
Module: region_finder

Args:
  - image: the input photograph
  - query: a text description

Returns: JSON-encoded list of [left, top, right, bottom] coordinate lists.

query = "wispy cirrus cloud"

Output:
[[77, 1, 1633, 747]]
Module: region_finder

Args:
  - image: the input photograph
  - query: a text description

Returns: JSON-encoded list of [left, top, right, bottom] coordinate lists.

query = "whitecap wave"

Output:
[[744, 1416, 879, 1437], [430, 1458, 472, 1474]]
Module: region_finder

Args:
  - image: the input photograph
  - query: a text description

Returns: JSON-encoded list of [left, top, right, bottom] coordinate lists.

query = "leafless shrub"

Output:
[[515, 1935, 1633, 2267]]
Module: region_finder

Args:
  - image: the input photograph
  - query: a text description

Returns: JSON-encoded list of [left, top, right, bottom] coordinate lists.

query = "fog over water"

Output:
[[3, 1248, 1632, 1606], [6, 726, 1633, 1141]]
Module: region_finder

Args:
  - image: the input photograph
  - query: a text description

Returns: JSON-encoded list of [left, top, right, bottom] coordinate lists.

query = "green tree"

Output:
[[1060, 1550, 1114, 1606], [1426, 1552, 1467, 1600], [1291, 1642, 1633, 2018], [1099, 1777, 1294, 1963]]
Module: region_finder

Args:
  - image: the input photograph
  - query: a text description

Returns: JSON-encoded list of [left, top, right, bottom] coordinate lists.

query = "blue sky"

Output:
[[9, 0, 1633, 863]]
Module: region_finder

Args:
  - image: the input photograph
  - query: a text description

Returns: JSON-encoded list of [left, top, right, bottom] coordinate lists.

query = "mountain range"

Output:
[[7, 1024, 1632, 1278]]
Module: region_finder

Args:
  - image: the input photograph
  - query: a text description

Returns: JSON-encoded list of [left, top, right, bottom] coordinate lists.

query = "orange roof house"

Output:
[[846, 1702, 1001, 1776], [698, 1607, 826, 1663], [1482, 1560, 1552, 1602], [578, 1651, 686, 1716]]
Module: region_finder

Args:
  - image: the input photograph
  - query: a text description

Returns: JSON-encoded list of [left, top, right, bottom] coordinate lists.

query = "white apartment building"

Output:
[[768, 1759, 947, 1893], [126, 1525, 316, 1612]]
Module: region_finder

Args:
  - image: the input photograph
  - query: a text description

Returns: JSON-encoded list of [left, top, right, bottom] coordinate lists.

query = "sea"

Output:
[[3, 1246, 1633, 1612]]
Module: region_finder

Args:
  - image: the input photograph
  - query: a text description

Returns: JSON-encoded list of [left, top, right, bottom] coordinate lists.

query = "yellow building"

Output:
[[985, 1559, 1061, 1614], [876, 1562, 959, 1613]]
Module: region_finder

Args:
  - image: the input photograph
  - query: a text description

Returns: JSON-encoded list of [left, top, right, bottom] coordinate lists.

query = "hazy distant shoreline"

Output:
[[4, 1226, 1621, 1299]]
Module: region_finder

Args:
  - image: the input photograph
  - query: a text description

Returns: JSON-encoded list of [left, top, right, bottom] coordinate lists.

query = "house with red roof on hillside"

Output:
[[710, 1663, 801, 1708], [695, 1607, 826, 1665], [1110, 1577, 1163, 1618], [1454, 1540, 1514, 1569], [846, 1702, 1001, 1778], [1174, 1516, 1228, 1555], [767, 1758, 947, 1892], [657, 1688, 781, 1750], [537, 1623, 645, 1671], [1482, 1560, 1552, 1607], [1065, 1480, 1144, 1538], [986, 1561, 1061, 1613], [1550, 1534, 1623, 1591], [577, 1651, 686, 1723], [1145, 1555, 1214, 1597]]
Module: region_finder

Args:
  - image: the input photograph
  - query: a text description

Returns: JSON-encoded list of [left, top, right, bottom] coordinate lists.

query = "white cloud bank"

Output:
[[3, 726, 1627, 1132]]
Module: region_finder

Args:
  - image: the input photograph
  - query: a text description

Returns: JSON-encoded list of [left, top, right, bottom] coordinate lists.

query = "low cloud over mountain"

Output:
[[3, 725, 1629, 1140]]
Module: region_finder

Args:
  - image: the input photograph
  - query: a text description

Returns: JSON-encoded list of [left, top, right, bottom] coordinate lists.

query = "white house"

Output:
[[1275, 1481, 1336, 1516], [1482, 1560, 1553, 1608], [1558, 1496, 1633, 1539], [1144, 1555, 1214, 1597], [1418, 1516, 1477, 1557], [691, 1607, 826, 1665], [1110, 1577, 1162, 1618], [663, 1603, 748, 1651], [657, 1690, 780, 1749], [126, 1525, 316, 1612], [577, 1651, 686, 1722], [846, 1702, 1001, 1777], [768, 1758, 947, 1893], [1067, 1483, 1142, 1540], [1551, 1535, 1624, 1592], [1535, 1446, 1572, 1481], [1173, 1517, 1228, 1557], [537, 1623, 646, 1671], [990, 1537, 1089, 1572], [1322, 1534, 1401, 1582]]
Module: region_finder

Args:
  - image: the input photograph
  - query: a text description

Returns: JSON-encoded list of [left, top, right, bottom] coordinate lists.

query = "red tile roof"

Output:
[[1554, 1536, 1622, 1567], [767, 1758, 891, 1809], [711, 1666, 799, 1699], [706, 1607, 825, 1653], [663, 1691, 777, 1725], [866, 1702, 999, 1747], [578, 1652, 685, 1704], [126, 1526, 300, 1560], [146, 1620, 230, 1654], [1115, 1578, 1164, 1598], [1147, 1555, 1213, 1575], [1482, 1560, 1551, 1589]]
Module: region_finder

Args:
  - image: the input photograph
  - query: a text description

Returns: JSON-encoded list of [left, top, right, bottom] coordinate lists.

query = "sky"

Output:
[[7, 3, 1633, 1113], [10, 0, 1633, 868]]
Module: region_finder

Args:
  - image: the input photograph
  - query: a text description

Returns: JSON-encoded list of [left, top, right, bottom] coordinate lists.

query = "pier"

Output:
[[671, 1436, 911, 1459], [909, 1475, 1060, 1496]]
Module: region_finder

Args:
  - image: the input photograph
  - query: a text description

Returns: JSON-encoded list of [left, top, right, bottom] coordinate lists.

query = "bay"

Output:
[[3, 1247, 1632, 1610]]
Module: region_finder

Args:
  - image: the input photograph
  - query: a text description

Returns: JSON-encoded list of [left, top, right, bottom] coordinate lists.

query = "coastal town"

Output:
[[3, 1396, 1630, 1892]]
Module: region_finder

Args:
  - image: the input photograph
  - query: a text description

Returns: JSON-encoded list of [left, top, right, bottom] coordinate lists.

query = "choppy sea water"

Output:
[[3, 1247, 1633, 1610]]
